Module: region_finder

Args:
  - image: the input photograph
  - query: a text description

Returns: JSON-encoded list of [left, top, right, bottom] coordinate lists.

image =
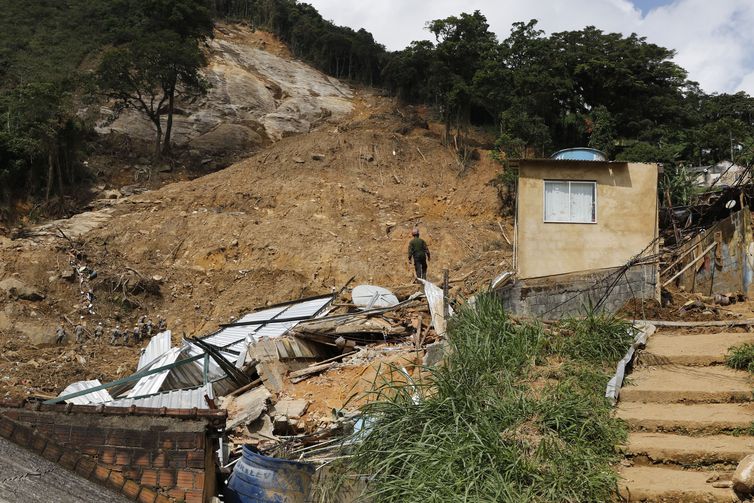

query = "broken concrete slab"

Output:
[[272, 399, 309, 419], [224, 385, 272, 431], [0, 278, 44, 301]]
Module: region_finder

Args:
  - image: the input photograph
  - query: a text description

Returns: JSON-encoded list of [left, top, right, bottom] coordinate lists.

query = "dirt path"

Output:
[[618, 329, 754, 502]]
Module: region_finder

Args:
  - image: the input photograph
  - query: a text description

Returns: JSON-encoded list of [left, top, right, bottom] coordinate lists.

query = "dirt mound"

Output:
[[0, 92, 510, 399]]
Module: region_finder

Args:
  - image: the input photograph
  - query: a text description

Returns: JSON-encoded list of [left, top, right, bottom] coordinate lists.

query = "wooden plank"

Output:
[[642, 319, 754, 327], [662, 242, 716, 287]]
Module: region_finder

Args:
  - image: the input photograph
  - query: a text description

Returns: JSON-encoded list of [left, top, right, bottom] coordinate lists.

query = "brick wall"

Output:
[[498, 263, 658, 319], [0, 401, 225, 503]]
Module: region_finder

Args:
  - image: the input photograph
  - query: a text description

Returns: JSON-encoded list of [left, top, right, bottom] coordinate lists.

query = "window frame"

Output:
[[542, 180, 597, 224]]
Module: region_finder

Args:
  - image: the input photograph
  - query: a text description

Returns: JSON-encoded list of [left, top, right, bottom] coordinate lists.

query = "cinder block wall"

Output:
[[0, 402, 225, 503], [498, 264, 657, 319]]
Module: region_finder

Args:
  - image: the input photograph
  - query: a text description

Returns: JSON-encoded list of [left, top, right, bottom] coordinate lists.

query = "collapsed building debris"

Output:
[[29, 278, 453, 501]]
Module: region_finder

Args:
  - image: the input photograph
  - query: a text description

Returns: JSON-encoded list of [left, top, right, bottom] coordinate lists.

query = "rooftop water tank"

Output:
[[551, 148, 607, 161]]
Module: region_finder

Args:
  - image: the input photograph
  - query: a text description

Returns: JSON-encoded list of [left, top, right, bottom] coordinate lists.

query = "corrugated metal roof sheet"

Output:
[[126, 347, 181, 398], [201, 295, 334, 360], [137, 331, 172, 371], [58, 380, 113, 405], [108, 383, 214, 409]]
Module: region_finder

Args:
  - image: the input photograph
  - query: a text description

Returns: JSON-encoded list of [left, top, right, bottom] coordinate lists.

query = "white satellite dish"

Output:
[[352, 285, 399, 310]]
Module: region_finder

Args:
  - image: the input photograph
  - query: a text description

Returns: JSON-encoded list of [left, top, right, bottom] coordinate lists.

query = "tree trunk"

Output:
[[45, 150, 54, 201], [55, 149, 64, 197], [153, 119, 163, 159], [162, 88, 175, 156]]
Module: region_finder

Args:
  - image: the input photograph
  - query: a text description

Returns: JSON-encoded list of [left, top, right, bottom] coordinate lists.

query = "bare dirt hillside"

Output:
[[0, 56, 509, 402]]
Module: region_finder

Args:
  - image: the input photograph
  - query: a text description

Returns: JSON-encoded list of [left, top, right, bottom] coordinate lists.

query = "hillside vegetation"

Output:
[[2, 0, 754, 213]]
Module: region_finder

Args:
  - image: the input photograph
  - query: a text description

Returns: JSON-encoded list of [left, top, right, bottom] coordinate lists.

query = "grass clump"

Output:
[[726, 343, 754, 372], [557, 310, 633, 363], [345, 294, 630, 503]]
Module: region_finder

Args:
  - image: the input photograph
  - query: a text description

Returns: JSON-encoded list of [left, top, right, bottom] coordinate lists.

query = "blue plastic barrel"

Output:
[[225, 446, 315, 503]]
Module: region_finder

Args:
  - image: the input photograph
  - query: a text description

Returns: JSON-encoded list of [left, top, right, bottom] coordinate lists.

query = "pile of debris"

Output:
[[49, 278, 453, 498]]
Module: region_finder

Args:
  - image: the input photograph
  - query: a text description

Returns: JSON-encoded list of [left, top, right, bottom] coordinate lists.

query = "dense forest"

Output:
[[2, 0, 754, 210]]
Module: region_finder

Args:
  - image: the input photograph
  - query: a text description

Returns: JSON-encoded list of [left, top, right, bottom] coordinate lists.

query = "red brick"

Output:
[[115, 449, 132, 466], [99, 446, 116, 465], [3, 410, 20, 420], [140, 468, 158, 487], [152, 451, 168, 468], [163, 432, 200, 450], [167, 451, 188, 468], [53, 423, 72, 443], [132, 449, 151, 467], [59, 450, 80, 470], [122, 480, 141, 500], [158, 469, 176, 488], [81, 446, 99, 457], [0, 417, 15, 439], [123, 467, 140, 481], [93, 465, 112, 483], [154, 495, 172, 503], [137, 487, 158, 503], [30, 433, 48, 453], [184, 489, 204, 503], [176, 470, 195, 489], [186, 450, 205, 469], [140, 431, 160, 449], [11, 425, 31, 446], [107, 470, 126, 491], [166, 488, 185, 500], [42, 443, 63, 462], [193, 473, 205, 491], [75, 457, 97, 478]]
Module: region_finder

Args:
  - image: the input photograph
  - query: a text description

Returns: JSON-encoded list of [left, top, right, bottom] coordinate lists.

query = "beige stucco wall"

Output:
[[516, 161, 658, 278]]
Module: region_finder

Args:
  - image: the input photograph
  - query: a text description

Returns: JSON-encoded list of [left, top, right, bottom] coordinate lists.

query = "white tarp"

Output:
[[352, 285, 399, 310]]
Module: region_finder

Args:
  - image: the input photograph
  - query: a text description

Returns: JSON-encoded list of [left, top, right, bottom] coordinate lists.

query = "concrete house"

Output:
[[499, 149, 660, 318]]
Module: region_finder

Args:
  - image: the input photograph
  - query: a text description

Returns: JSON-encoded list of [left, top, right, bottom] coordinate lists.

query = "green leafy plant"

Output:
[[726, 343, 754, 373]]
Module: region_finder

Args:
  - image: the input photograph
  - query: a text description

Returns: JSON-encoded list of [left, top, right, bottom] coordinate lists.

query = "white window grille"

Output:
[[544, 180, 596, 223]]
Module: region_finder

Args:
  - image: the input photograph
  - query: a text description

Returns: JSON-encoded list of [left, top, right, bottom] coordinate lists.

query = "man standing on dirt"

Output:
[[55, 324, 67, 344], [407, 227, 430, 280]]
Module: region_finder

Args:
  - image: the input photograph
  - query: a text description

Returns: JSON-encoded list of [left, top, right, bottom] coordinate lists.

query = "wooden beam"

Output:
[[661, 242, 716, 287]]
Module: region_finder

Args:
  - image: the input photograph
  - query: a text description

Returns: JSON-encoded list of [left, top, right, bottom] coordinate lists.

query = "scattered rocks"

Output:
[[292, 156, 306, 164], [0, 278, 44, 301], [311, 153, 325, 161], [733, 454, 754, 498], [272, 399, 309, 419]]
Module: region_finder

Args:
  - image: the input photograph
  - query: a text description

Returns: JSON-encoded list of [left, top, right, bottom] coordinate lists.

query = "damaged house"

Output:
[[498, 148, 660, 318]]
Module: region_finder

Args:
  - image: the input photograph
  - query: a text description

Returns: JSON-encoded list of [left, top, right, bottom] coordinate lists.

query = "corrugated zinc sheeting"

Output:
[[137, 331, 172, 371], [162, 342, 229, 391], [201, 295, 335, 358], [125, 347, 181, 398], [108, 383, 214, 409], [58, 380, 114, 405]]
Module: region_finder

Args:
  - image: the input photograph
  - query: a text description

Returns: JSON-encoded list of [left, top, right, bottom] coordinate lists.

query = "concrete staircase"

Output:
[[617, 331, 754, 502]]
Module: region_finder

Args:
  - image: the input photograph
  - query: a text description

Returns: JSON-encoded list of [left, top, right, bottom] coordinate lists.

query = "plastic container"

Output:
[[225, 446, 315, 503]]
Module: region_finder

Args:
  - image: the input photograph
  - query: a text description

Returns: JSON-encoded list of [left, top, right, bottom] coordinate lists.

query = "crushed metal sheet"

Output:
[[125, 347, 181, 398], [58, 380, 113, 405], [137, 331, 172, 371], [418, 279, 454, 337], [110, 383, 214, 409], [351, 284, 399, 309], [606, 322, 656, 405], [201, 295, 335, 361]]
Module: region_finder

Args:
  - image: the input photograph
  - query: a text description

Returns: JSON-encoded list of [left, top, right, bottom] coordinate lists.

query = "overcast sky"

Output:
[[305, 0, 754, 95]]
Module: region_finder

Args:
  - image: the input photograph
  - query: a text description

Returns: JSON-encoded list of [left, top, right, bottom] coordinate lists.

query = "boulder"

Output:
[[0, 278, 44, 301], [733, 454, 754, 498]]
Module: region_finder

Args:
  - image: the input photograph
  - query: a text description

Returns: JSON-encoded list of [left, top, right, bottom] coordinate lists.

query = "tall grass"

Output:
[[344, 294, 630, 503]]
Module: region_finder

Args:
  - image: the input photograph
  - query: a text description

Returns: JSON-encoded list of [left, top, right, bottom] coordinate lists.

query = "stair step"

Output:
[[620, 366, 754, 403], [619, 466, 737, 502], [639, 333, 754, 366], [617, 402, 754, 433], [626, 432, 754, 465]]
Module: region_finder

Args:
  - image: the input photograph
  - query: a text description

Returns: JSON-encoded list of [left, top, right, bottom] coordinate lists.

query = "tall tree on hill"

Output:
[[97, 0, 213, 157]]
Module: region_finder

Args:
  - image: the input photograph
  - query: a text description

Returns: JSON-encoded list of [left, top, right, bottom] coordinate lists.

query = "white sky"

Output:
[[304, 0, 754, 95]]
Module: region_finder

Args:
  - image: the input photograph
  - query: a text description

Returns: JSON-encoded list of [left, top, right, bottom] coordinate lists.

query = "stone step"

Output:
[[620, 366, 754, 404], [619, 466, 737, 502], [639, 332, 754, 366], [626, 432, 754, 466], [617, 402, 754, 433]]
